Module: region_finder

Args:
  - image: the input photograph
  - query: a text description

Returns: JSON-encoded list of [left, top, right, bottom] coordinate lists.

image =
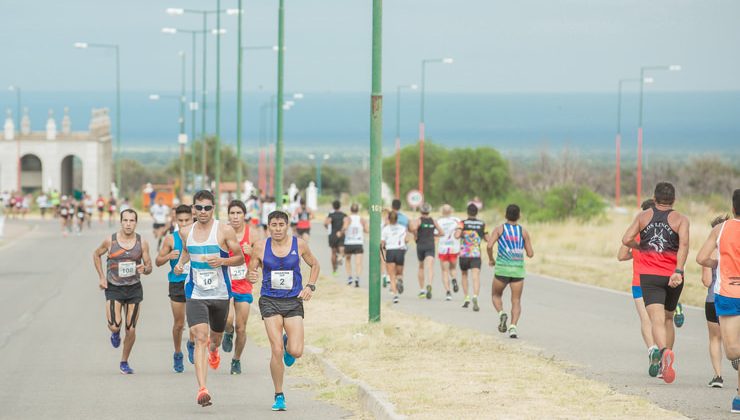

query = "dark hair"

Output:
[[332, 200, 341, 210], [467, 203, 478, 217], [175, 204, 192, 215], [388, 210, 398, 224], [351, 203, 359, 213], [734, 189, 740, 216], [640, 198, 655, 211], [120, 208, 138, 222], [392, 199, 401, 211], [505, 204, 520, 221], [194, 189, 215, 205], [300, 198, 306, 206], [228, 200, 246, 214], [653, 182, 675, 205], [711, 215, 729, 228], [268, 210, 289, 224]]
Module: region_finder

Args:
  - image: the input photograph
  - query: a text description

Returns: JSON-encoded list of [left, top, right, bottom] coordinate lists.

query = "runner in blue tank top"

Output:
[[248, 210, 320, 412]]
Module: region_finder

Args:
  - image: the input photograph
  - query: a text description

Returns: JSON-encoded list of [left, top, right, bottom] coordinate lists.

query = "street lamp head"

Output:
[[161, 27, 178, 34], [74, 42, 89, 49], [410, 84, 419, 90], [307, 154, 315, 160], [149, 94, 161, 101], [643, 77, 654, 84], [285, 100, 296, 107], [211, 28, 227, 35], [178, 50, 185, 57], [8, 85, 16, 91], [272, 45, 279, 51], [669, 65, 682, 71], [323, 154, 330, 160], [226, 8, 241, 15], [442, 58, 454, 64], [166, 8, 184, 15], [292, 93, 304, 100], [282, 104, 292, 111]]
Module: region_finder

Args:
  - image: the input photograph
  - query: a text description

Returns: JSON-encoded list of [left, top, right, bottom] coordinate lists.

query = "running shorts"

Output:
[[233, 292, 254, 304], [385, 249, 406, 266], [459, 257, 482, 271], [705, 301, 719, 323], [186, 298, 230, 332], [297, 228, 310, 236], [715, 294, 740, 317], [168, 281, 186, 303], [439, 252, 459, 263], [328, 234, 344, 249], [631, 285, 643, 300], [344, 244, 364, 255], [640, 274, 683, 312], [495, 275, 524, 284], [105, 282, 143, 305], [416, 245, 435, 261], [259, 295, 304, 319]]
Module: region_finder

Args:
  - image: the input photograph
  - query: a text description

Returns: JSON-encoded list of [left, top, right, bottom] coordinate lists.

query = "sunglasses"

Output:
[[194, 205, 214, 212]]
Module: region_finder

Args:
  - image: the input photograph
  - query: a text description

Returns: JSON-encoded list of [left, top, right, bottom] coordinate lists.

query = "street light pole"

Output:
[[179, 51, 187, 201], [395, 83, 417, 198], [418, 57, 452, 197], [236, 0, 243, 201], [615, 77, 652, 207], [8, 85, 21, 194], [275, 0, 286, 205], [369, 0, 383, 323]]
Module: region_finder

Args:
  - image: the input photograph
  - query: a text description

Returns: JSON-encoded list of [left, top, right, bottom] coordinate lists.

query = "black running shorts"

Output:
[[344, 244, 364, 255], [168, 281, 186, 303], [328, 234, 344, 249], [640, 274, 684, 312], [385, 249, 406, 266], [459, 257, 482, 271], [186, 299, 230, 332], [706, 301, 719, 324], [416, 245, 435, 261], [495, 275, 524, 284], [105, 282, 143, 305], [259, 295, 304, 319]]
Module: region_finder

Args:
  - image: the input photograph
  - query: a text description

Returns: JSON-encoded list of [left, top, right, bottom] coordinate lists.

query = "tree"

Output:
[[381, 141, 448, 201], [170, 136, 248, 184], [434, 147, 510, 208], [286, 164, 350, 197]]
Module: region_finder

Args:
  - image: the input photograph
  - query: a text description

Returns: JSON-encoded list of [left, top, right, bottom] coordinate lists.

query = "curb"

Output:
[[306, 346, 407, 420]]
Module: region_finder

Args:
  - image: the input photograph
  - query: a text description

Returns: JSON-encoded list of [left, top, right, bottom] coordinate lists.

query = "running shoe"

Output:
[[732, 396, 740, 413], [119, 361, 134, 374], [418, 290, 426, 299], [173, 352, 184, 373], [508, 325, 518, 339], [382, 275, 389, 288], [332, 270, 338, 276], [426, 285, 432, 300], [462, 297, 471, 308], [674, 303, 685, 328], [110, 331, 121, 348], [272, 394, 287, 411], [445, 291, 452, 301], [648, 347, 661, 377], [661, 348, 676, 384], [231, 359, 242, 375], [283, 334, 295, 367], [347, 277, 353, 286], [393, 295, 399, 304], [498, 312, 508, 333], [397, 279, 404, 294], [355, 278, 360, 288], [222, 331, 234, 353], [209, 346, 221, 370], [708, 376, 724, 388], [197, 387, 212, 407], [451, 278, 459, 293], [187, 340, 195, 364], [472, 296, 480, 312]]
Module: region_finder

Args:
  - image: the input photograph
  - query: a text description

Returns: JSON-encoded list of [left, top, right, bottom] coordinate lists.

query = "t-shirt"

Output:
[[151, 204, 170, 224], [437, 216, 461, 254], [328, 211, 347, 237], [396, 211, 409, 228], [460, 218, 486, 258], [382, 224, 407, 250]]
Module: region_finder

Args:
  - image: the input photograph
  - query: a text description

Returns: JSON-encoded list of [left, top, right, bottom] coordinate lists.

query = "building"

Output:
[[1, 107, 113, 198]]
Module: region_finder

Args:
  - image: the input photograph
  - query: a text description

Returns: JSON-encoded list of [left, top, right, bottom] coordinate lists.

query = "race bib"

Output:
[[270, 270, 294, 290], [195, 269, 219, 290], [229, 264, 248, 280], [118, 261, 137, 278]]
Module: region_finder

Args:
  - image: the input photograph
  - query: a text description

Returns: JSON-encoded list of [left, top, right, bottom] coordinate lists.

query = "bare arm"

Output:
[[486, 226, 501, 264], [696, 225, 720, 269], [92, 237, 111, 289], [701, 266, 714, 288], [215, 224, 245, 267], [522, 228, 534, 258], [675, 215, 690, 271], [362, 218, 369, 233], [617, 245, 633, 261], [138, 240, 153, 275], [433, 219, 444, 237], [297, 238, 320, 301], [247, 239, 265, 284], [323, 216, 331, 229], [174, 227, 191, 275], [341, 216, 350, 234], [621, 215, 641, 248], [155, 235, 177, 267]]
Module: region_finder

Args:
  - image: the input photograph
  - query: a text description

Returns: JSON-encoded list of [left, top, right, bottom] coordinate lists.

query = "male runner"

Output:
[[487, 204, 534, 338], [324, 200, 346, 275], [457, 203, 486, 311], [391, 199, 409, 228], [700, 215, 729, 389], [59, 196, 71, 236], [150, 196, 170, 250], [92, 208, 153, 374], [248, 210, 320, 411], [293, 198, 313, 241], [155, 204, 195, 372], [75, 199, 86, 235], [174, 190, 244, 407], [84, 193, 95, 228], [261, 196, 277, 232], [381, 211, 408, 303], [96, 194, 106, 224], [107, 194, 117, 227], [221, 200, 263, 374], [622, 182, 689, 384], [342, 203, 369, 287], [437, 204, 461, 301], [697, 189, 740, 412], [409, 203, 442, 299]]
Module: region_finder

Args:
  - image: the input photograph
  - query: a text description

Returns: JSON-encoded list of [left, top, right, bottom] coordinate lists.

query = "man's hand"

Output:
[[298, 286, 314, 302], [241, 243, 252, 255], [206, 256, 223, 268], [168, 249, 181, 260], [247, 269, 259, 284], [136, 264, 146, 274], [668, 272, 683, 288], [99, 277, 107, 290], [174, 264, 184, 275], [488, 260, 495, 267]]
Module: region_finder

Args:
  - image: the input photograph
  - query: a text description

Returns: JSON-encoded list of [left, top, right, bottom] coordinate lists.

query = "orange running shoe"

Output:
[[661, 348, 676, 384], [197, 387, 212, 407], [209, 347, 220, 370]]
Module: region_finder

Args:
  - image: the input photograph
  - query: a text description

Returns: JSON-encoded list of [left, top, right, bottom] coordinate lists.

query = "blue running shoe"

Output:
[[173, 352, 184, 373], [222, 331, 234, 353], [111, 331, 121, 348], [119, 361, 134, 374], [187, 340, 195, 365], [272, 394, 287, 411], [674, 303, 685, 328], [732, 396, 740, 413], [648, 347, 661, 377], [283, 334, 295, 367]]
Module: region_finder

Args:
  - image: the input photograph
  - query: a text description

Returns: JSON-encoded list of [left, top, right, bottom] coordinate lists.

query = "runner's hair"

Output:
[[467, 203, 478, 217], [332, 200, 341, 210], [640, 198, 655, 211], [175, 204, 192, 215], [653, 182, 675, 205], [193, 189, 215, 205], [120, 208, 138, 222], [733, 189, 740, 216], [711, 215, 729, 228], [505, 204, 520, 222], [268, 210, 289, 224], [228, 200, 247, 214]]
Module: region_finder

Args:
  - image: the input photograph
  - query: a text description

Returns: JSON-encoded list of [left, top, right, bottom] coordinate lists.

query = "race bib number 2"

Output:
[[118, 261, 136, 278], [271, 270, 294, 290], [195, 269, 219, 290]]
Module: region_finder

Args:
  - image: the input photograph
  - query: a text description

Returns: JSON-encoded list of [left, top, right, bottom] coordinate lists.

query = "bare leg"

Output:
[[171, 301, 186, 353], [633, 298, 655, 349], [509, 280, 524, 326], [264, 316, 286, 393], [106, 300, 123, 333], [283, 317, 305, 359], [707, 321, 723, 377], [354, 253, 363, 279], [440, 260, 450, 292], [121, 303, 141, 362], [224, 301, 235, 335], [233, 301, 251, 360], [387, 262, 397, 294], [472, 268, 481, 296], [344, 252, 352, 278], [461, 270, 469, 297], [646, 304, 668, 349], [719, 315, 740, 397], [492, 278, 506, 313], [664, 310, 676, 349], [424, 256, 434, 288], [417, 258, 425, 290], [191, 323, 210, 388]]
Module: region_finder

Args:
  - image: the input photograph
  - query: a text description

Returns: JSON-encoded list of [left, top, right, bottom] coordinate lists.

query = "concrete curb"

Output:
[[306, 345, 407, 420]]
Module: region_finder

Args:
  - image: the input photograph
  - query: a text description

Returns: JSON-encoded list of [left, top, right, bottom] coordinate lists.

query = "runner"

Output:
[[50, 189, 60, 216], [108, 194, 117, 227], [150, 196, 170, 250], [92, 208, 153, 374], [381, 211, 408, 303], [261, 196, 277, 232], [75, 199, 86, 235], [622, 182, 689, 384], [288, 194, 301, 234], [221, 200, 263, 375], [84, 193, 95, 228], [293, 198, 313, 241], [437, 204, 461, 301], [155, 204, 195, 373], [391, 199, 409, 228], [457, 203, 486, 311], [342, 203, 369, 287], [59, 196, 71, 236], [173, 190, 244, 407], [487, 204, 534, 339], [697, 189, 740, 412], [36, 192, 49, 219], [409, 203, 442, 299], [248, 210, 320, 411], [617, 199, 657, 355], [96, 194, 106, 224], [324, 200, 346, 275], [700, 215, 729, 389]]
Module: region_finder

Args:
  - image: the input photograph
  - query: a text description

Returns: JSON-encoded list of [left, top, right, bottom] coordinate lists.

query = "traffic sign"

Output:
[[406, 189, 423, 208]]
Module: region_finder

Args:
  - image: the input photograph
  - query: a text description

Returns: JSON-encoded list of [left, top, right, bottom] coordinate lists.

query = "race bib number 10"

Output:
[[271, 270, 294, 290], [118, 261, 136, 278], [195, 269, 219, 290]]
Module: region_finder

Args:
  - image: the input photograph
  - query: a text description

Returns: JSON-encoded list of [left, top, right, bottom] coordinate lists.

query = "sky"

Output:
[[1, 0, 740, 94]]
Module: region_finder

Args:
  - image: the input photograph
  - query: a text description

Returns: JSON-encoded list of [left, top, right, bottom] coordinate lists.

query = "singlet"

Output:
[[296, 208, 311, 230], [707, 268, 718, 303], [460, 218, 486, 258], [107, 233, 143, 287], [631, 245, 642, 287], [437, 216, 461, 254], [186, 220, 231, 300], [261, 237, 303, 298], [228, 226, 253, 295], [96, 198, 105, 209], [715, 219, 740, 298], [494, 223, 526, 278], [344, 215, 364, 245], [151, 204, 170, 224], [328, 211, 347, 237], [396, 211, 409, 228], [168, 228, 189, 283], [382, 224, 407, 251], [638, 208, 680, 277], [416, 217, 436, 248], [59, 205, 69, 217]]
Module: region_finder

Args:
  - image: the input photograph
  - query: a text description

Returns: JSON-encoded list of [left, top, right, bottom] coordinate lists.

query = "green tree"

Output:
[[171, 136, 248, 184], [286, 164, 350, 197], [382, 141, 448, 201], [434, 147, 510, 208]]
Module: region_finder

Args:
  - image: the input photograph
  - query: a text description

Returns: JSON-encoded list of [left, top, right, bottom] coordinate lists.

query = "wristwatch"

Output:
[[674, 268, 684, 275], [305, 283, 316, 291]]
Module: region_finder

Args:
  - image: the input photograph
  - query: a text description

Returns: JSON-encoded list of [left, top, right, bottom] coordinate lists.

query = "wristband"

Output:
[[674, 268, 684, 275]]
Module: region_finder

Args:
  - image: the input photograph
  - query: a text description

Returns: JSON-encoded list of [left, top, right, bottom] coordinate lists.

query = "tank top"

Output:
[[229, 226, 253, 294], [437, 216, 461, 254], [707, 268, 718, 303], [296, 208, 311, 229], [107, 233, 143, 286], [186, 220, 231, 300], [416, 217, 436, 248], [715, 219, 740, 298], [261, 237, 303, 298], [631, 247, 642, 287], [494, 223, 525, 278], [168, 229, 189, 283], [344, 215, 364, 245], [638, 208, 680, 277]]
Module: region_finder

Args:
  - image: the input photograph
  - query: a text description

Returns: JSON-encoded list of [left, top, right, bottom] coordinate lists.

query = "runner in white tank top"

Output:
[[342, 204, 368, 287]]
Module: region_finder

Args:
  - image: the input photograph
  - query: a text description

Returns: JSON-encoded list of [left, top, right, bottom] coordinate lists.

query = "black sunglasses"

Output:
[[194, 205, 214, 212]]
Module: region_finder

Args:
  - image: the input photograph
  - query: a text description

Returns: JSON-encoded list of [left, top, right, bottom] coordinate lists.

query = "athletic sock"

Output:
[[498, 310, 505, 317], [275, 392, 284, 398]]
